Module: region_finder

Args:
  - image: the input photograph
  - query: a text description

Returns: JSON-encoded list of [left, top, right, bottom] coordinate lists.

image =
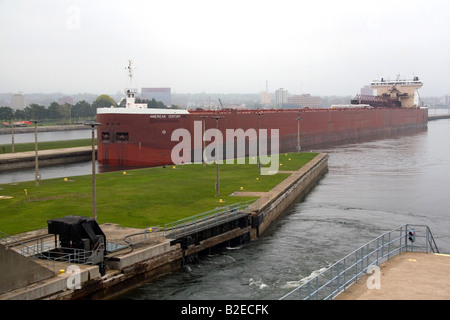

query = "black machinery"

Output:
[[47, 215, 106, 275]]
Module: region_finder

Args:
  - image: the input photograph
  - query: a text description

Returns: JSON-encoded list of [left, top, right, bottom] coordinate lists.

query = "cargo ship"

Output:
[[96, 66, 427, 168]]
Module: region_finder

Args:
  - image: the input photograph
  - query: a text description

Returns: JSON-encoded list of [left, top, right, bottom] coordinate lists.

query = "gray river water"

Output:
[[1, 114, 449, 301]]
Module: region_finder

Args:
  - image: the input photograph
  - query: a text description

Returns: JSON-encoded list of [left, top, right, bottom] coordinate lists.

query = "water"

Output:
[[1, 112, 449, 300], [0, 129, 94, 144], [118, 117, 450, 300], [0, 129, 98, 184], [0, 160, 101, 184]]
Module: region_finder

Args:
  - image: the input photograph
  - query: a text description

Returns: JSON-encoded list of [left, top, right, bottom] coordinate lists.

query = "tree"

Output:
[[24, 103, 47, 120], [148, 98, 167, 109], [14, 109, 26, 120], [92, 94, 117, 109], [72, 100, 93, 120], [47, 102, 61, 120], [0, 106, 14, 121], [59, 103, 72, 123]]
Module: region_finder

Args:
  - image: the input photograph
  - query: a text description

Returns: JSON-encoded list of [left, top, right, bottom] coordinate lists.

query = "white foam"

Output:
[[281, 266, 328, 289], [249, 278, 268, 290]]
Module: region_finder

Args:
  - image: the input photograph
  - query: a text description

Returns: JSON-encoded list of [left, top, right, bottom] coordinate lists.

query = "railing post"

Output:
[[376, 237, 380, 265], [360, 247, 364, 274], [343, 258, 346, 291], [315, 276, 319, 300], [307, 280, 311, 300], [336, 262, 340, 295], [388, 232, 391, 259], [329, 265, 333, 298], [404, 225, 409, 252]]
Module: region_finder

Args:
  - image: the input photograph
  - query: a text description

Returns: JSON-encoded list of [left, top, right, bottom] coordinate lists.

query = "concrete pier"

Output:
[[0, 146, 94, 171], [428, 114, 450, 120], [0, 124, 86, 135], [334, 252, 450, 300]]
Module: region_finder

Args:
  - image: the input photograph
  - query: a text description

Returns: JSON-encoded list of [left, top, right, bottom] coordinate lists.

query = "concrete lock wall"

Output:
[[0, 243, 55, 295], [250, 153, 329, 238]]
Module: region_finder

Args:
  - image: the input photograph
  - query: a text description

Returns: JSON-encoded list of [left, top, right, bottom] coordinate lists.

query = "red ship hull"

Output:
[[96, 107, 428, 168]]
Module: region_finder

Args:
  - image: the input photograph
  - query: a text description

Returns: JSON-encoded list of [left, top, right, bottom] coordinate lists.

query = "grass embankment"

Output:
[[0, 139, 95, 154], [0, 152, 318, 235]]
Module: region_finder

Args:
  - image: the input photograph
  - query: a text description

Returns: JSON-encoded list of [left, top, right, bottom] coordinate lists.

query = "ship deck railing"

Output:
[[162, 200, 254, 240], [279, 224, 439, 300], [188, 107, 423, 116]]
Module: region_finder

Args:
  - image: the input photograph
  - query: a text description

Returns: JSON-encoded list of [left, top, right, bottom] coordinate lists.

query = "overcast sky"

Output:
[[1, 0, 449, 96]]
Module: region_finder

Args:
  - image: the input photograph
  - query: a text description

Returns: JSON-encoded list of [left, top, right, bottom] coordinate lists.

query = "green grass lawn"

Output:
[[0, 152, 318, 235], [0, 139, 94, 153]]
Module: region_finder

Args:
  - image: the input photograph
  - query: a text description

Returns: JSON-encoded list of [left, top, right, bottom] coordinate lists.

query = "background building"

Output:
[[287, 94, 321, 108], [440, 95, 450, 106], [275, 88, 288, 106], [58, 96, 74, 105], [140, 87, 171, 106], [11, 93, 27, 110], [360, 85, 373, 96], [260, 92, 271, 105]]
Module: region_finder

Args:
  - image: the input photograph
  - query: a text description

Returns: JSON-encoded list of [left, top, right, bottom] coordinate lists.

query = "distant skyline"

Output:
[[1, 0, 449, 97]]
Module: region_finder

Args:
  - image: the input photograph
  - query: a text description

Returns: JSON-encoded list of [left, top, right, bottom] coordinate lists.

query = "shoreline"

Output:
[[0, 124, 86, 135]]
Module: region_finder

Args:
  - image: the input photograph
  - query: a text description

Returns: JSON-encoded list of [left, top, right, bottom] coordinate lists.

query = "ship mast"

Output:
[[126, 60, 134, 88], [123, 60, 147, 109], [124, 60, 138, 108]]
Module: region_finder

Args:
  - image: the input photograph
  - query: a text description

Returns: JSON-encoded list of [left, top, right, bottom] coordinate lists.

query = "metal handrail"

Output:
[[162, 200, 254, 239], [280, 224, 439, 300]]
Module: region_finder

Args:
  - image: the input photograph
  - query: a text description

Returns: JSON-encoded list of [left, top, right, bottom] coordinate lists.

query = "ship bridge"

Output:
[[352, 76, 423, 108], [370, 76, 423, 108]]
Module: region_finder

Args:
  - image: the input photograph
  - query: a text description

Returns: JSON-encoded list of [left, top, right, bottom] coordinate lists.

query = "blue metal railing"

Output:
[[162, 200, 254, 239], [279, 224, 439, 300]]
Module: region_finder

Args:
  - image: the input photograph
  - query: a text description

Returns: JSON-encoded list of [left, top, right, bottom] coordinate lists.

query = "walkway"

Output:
[[0, 146, 94, 162], [334, 252, 450, 300], [0, 146, 95, 171]]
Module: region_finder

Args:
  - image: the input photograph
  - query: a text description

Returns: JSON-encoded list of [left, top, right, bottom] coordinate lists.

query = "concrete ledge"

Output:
[[106, 239, 178, 271], [428, 114, 450, 121], [248, 153, 328, 238], [0, 147, 94, 171], [0, 264, 99, 300], [0, 124, 86, 135]]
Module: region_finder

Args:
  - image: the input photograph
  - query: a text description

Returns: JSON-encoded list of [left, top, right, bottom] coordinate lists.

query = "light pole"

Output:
[[296, 116, 302, 152], [257, 112, 262, 175], [211, 116, 223, 197], [201, 115, 208, 166], [84, 121, 101, 221], [31, 120, 40, 186], [10, 118, 15, 153]]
